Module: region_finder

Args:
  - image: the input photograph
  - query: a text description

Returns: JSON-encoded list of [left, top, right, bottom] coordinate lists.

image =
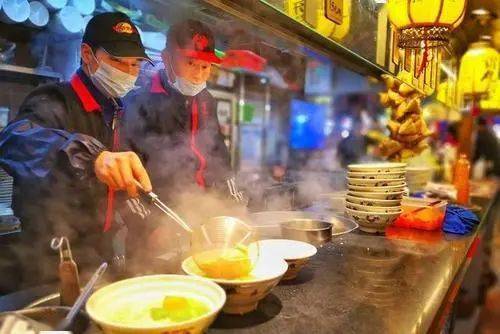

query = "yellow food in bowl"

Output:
[[194, 246, 253, 279], [108, 295, 210, 326]]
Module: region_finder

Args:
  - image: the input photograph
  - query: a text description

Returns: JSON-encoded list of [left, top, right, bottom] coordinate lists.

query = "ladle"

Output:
[[55, 262, 108, 331]]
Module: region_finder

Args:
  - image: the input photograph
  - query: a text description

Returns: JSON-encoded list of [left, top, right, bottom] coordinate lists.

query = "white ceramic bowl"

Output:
[[345, 201, 401, 213], [346, 195, 401, 207], [348, 190, 404, 200], [345, 208, 401, 233], [348, 163, 407, 173], [348, 184, 407, 193], [347, 171, 406, 180], [258, 239, 317, 280], [347, 178, 405, 187], [86, 275, 226, 334], [182, 254, 288, 315]]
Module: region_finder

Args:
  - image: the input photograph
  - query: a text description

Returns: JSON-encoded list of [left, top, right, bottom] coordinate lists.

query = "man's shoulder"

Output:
[[21, 82, 73, 109]]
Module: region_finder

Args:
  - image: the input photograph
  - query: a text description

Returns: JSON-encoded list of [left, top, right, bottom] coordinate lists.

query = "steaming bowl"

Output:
[[182, 254, 287, 315], [86, 275, 225, 334]]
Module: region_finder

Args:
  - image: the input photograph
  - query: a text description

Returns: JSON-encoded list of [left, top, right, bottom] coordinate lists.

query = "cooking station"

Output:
[[0, 190, 497, 334]]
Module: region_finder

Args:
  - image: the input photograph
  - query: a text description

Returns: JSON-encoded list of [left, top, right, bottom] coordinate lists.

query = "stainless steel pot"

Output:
[[281, 219, 332, 245]]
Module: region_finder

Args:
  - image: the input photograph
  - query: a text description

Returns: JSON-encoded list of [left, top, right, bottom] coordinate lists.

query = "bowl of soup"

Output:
[[86, 275, 226, 334], [182, 251, 288, 315]]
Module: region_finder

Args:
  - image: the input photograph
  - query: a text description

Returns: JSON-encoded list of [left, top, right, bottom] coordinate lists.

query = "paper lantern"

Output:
[[387, 0, 467, 48], [480, 81, 500, 110], [458, 40, 499, 99]]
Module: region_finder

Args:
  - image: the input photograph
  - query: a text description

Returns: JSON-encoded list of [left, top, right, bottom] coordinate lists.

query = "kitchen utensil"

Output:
[[407, 199, 442, 215], [68, 0, 94, 16], [135, 180, 193, 233], [191, 216, 260, 279], [136, 181, 259, 279], [86, 275, 226, 334], [0, 306, 94, 334], [49, 6, 83, 34], [0, 0, 30, 24], [345, 201, 401, 213], [182, 255, 287, 314], [347, 171, 406, 180], [50, 237, 80, 307], [347, 178, 406, 187], [346, 194, 401, 207], [41, 0, 67, 11], [55, 262, 107, 331], [347, 162, 407, 173], [25, 1, 49, 28], [345, 208, 401, 233], [281, 219, 332, 245], [348, 184, 407, 193]]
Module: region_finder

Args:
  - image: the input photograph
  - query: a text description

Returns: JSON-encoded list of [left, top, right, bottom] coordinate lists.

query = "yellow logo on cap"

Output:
[[113, 22, 134, 34]]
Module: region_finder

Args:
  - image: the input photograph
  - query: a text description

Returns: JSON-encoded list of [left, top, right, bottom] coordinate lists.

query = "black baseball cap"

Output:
[[167, 19, 221, 64], [83, 12, 151, 61]]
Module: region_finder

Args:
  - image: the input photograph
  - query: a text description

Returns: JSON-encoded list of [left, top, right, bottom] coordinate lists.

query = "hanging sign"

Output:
[[325, 0, 343, 24]]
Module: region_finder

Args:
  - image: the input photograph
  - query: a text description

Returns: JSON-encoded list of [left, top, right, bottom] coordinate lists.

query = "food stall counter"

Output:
[[0, 190, 497, 334], [208, 193, 498, 334]]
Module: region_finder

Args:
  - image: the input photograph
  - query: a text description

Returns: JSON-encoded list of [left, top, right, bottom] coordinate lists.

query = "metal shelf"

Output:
[[0, 64, 62, 81]]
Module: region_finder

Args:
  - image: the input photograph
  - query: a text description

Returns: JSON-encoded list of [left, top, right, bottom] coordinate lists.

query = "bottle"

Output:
[[454, 154, 470, 205]]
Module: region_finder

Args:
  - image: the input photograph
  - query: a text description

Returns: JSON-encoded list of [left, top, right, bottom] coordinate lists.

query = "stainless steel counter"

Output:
[[209, 195, 498, 334], [0, 192, 497, 334]]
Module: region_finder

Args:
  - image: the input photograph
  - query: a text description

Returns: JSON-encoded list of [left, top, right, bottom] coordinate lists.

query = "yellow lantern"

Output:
[[387, 0, 467, 48], [458, 40, 499, 99], [480, 81, 500, 110]]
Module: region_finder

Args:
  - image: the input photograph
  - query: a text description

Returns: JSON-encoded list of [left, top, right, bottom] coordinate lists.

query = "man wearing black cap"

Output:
[[0, 12, 154, 292], [125, 19, 243, 216]]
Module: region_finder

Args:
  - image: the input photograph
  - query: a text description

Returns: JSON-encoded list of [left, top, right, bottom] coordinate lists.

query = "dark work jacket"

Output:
[[0, 69, 139, 292], [124, 71, 233, 208]]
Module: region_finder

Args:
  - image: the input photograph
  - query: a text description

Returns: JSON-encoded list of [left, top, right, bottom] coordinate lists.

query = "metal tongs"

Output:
[[134, 181, 193, 233]]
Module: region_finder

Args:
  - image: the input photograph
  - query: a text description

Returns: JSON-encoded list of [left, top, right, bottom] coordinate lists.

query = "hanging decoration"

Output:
[[387, 0, 467, 48], [387, 0, 467, 78], [379, 75, 433, 161], [458, 37, 499, 112]]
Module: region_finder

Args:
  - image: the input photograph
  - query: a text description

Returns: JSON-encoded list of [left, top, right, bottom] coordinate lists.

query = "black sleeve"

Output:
[[0, 92, 105, 182]]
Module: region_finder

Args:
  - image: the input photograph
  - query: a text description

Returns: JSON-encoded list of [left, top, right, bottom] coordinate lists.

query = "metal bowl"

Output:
[[281, 219, 332, 246], [0, 306, 92, 334]]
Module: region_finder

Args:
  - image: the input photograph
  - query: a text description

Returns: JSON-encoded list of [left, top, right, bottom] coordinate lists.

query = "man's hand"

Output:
[[95, 151, 152, 197]]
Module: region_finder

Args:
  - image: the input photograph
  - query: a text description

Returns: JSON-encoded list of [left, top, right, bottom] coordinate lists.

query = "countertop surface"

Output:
[[208, 196, 497, 334], [0, 193, 497, 334]]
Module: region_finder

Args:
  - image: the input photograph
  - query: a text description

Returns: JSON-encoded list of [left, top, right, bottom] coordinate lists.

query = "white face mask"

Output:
[[165, 56, 206, 97], [89, 57, 138, 98], [172, 76, 206, 97]]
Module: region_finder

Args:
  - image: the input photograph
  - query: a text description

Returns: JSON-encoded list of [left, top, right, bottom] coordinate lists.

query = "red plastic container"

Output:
[[393, 197, 447, 231]]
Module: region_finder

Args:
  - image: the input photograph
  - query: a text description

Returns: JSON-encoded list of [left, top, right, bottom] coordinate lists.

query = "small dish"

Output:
[[347, 171, 406, 180], [348, 163, 407, 173], [347, 178, 406, 187], [345, 208, 402, 233], [348, 184, 407, 193], [346, 195, 401, 207], [345, 201, 401, 213], [348, 190, 405, 200], [258, 239, 317, 280]]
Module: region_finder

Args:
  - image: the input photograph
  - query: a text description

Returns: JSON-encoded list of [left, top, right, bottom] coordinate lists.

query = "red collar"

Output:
[[70, 73, 102, 113], [150, 71, 169, 95]]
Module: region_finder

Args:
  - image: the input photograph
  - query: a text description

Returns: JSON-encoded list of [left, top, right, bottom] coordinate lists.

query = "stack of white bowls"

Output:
[[345, 163, 407, 233], [406, 166, 434, 193]]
